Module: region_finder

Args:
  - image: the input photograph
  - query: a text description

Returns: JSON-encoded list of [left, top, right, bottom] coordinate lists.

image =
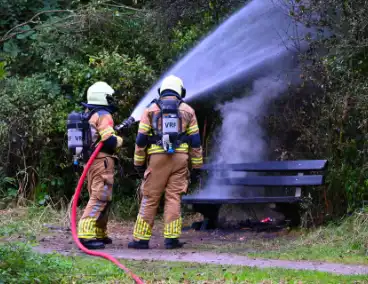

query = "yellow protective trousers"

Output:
[[78, 156, 115, 239], [133, 153, 189, 241]]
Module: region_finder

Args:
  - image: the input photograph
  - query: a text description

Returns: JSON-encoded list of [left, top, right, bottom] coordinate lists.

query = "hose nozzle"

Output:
[[115, 116, 135, 132]]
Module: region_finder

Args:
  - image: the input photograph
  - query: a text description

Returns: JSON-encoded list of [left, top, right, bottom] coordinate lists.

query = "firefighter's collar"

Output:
[[81, 103, 117, 114]]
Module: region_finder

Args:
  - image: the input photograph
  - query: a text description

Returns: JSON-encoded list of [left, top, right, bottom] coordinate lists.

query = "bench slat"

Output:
[[216, 175, 324, 186], [202, 160, 328, 172], [182, 196, 301, 204]]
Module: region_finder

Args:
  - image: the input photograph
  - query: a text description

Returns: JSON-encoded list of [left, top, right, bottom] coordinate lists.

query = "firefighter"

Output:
[[77, 81, 123, 250], [128, 75, 203, 249]]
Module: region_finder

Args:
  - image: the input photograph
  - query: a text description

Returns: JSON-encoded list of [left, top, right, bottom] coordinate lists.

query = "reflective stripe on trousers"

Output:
[[133, 153, 189, 240], [77, 156, 114, 239]]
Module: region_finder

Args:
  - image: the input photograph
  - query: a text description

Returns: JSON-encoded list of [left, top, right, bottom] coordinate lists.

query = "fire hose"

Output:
[[70, 120, 145, 284]]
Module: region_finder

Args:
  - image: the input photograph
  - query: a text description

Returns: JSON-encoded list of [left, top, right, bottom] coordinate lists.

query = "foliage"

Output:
[[0, 75, 71, 202], [0, 243, 74, 283], [0, 0, 232, 212], [2, 0, 367, 222], [0, 167, 17, 205], [55, 50, 155, 112], [260, 0, 368, 218]]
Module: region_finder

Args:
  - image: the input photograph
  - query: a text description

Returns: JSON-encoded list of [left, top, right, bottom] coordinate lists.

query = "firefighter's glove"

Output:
[[190, 168, 201, 184], [135, 165, 146, 178], [116, 136, 123, 148]]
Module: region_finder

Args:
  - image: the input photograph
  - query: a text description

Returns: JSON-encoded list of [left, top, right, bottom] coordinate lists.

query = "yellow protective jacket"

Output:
[[134, 96, 203, 169], [88, 109, 123, 157]]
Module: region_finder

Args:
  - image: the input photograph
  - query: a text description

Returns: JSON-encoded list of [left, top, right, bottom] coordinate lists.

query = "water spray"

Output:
[[130, 0, 318, 121]]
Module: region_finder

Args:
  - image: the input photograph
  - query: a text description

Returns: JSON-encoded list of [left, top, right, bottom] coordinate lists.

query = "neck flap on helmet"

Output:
[[160, 90, 182, 101], [81, 102, 117, 114]]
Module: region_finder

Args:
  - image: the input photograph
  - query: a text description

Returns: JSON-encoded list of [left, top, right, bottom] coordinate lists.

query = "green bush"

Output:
[[0, 0, 228, 213], [0, 243, 72, 283], [263, 0, 368, 218], [0, 75, 71, 200]]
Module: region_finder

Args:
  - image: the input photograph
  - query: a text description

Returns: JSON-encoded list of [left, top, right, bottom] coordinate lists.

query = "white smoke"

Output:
[[217, 76, 288, 164], [195, 74, 294, 198]]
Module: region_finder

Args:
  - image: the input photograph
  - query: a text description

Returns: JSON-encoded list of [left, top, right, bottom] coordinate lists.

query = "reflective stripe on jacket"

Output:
[[89, 110, 123, 156], [134, 96, 203, 169]]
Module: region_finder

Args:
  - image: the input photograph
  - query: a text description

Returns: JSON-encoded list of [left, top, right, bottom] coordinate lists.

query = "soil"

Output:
[[36, 219, 291, 252], [31, 220, 368, 276]]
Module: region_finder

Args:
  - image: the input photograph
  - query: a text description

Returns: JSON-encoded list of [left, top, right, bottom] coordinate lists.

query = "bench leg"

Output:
[[275, 203, 301, 227], [192, 204, 222, 230]]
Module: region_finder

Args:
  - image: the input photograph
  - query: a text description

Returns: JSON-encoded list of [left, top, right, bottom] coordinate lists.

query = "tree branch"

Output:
[[1, 9, 74, 43], [102, 1, 147, 13]]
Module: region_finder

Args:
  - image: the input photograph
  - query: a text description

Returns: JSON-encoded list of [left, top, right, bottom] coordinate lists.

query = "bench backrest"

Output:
[[202, 160, 328, 172], [200, 160, 328, 188]]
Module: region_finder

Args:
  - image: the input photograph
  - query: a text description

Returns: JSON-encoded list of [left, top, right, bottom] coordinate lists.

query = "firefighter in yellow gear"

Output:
[[128, 75, 203, 249], [77, 81, 123, 250]]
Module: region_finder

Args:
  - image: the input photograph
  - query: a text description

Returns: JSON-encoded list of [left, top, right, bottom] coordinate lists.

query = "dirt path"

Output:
[[33, 246, 368, 276], [20, 219, 367, 276]]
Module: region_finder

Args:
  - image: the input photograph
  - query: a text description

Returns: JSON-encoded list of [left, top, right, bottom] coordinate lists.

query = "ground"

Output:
[[36, 217, 296, 253], [1, 207, 368, 283]]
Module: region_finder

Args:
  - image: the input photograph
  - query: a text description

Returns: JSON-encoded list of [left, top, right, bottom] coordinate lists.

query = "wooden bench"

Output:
[[182, 160, 328, 230]]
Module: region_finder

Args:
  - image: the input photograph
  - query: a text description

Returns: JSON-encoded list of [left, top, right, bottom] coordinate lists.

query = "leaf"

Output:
[[16, 25, 35, 40], [7, 188, 17, 197], [30, 33, 38, 40], [4, 176, 15, 184], [3, 40, 21, 57], [20, 24, 31, 31], [16, 31, 35, 40], [57, 179, 64, 186]]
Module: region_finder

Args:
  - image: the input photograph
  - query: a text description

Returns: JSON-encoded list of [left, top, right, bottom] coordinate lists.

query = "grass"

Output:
[[0, 206, 67, 242], [248, 211, 368, 264], [247, 216, 368, 265], [189, 212, 368, 265], [1, 205, 368, 268], [0, 242, 367, 284]]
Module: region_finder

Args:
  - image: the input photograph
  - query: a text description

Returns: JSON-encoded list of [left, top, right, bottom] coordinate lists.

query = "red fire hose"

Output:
[[71, 142, 145, 284]]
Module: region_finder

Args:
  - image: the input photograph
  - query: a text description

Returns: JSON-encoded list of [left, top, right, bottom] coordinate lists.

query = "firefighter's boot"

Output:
[[98, 237, 113, 244], [128, 239, 149, 249], [164, 238, 184, 249], [79, 238, 105, 250]]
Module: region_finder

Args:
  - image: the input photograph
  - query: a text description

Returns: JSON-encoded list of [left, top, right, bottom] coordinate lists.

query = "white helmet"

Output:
[[159, 75, 186, 98], [86, 81, 114, 106]]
